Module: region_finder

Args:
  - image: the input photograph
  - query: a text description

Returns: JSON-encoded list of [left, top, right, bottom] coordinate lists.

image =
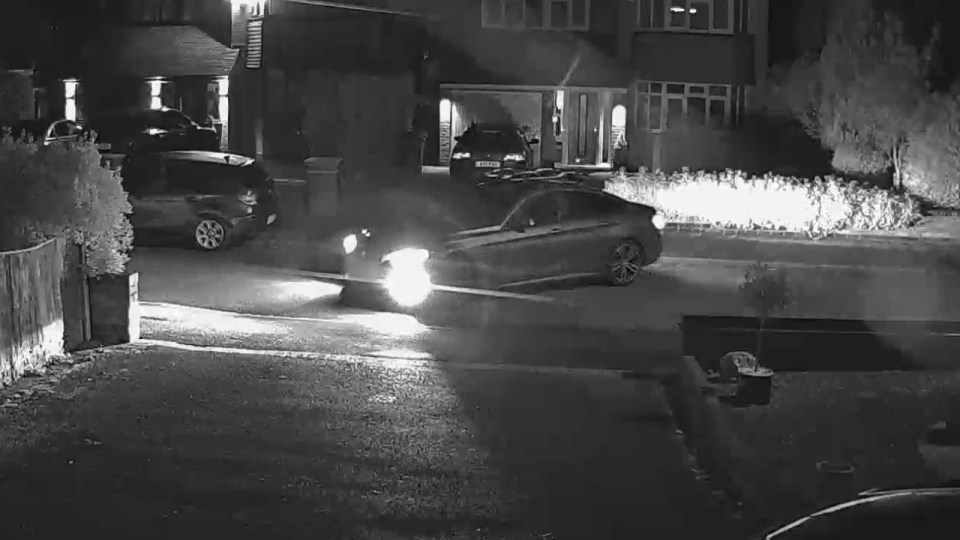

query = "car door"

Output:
[[556, 190, 630, 275], [495, 191, 568, 284], [160, 160, 211, 231], [122, 155, 169, 231]]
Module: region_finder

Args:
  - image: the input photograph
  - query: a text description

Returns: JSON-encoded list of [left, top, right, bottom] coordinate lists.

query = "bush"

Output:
[[902, 95, 960, 208], [605, 169, 921, 237], [0, 134, 133, 276]]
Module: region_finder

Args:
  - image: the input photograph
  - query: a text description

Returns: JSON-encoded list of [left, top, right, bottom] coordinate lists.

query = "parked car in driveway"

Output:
[[449, 123, 539, 182], [86, 107, 219, 156], [120, 151, 278, 251], [338, 177, 665, 308], [1, 117, 86, 146], [755, 485, 960, 539]]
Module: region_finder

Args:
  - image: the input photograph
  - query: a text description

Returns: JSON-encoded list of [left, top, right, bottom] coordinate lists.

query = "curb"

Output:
[[664, 222, 960, 244], [661, 355, 770, 530]]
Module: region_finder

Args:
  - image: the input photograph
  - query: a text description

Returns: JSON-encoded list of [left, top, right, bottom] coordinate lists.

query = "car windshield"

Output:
[[460, 127, 525, 151]]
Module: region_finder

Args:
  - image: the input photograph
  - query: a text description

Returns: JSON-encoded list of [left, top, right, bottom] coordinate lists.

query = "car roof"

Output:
[[467, 123, 521, 132], [127, 151, 255, 167], [478, 178, 606, 200]]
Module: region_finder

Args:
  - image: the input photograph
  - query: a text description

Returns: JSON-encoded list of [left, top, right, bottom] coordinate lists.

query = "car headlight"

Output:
[[381, 248, 432, 307], [652, 213, 666, 230], [452, 151, 471, 160], [343, 233, 358, 254], [504, 153, 525, 161]]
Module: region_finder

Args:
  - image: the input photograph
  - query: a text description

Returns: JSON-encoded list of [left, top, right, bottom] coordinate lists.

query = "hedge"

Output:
[[605, 169, 921, 237], [0, 134, 132, 276]]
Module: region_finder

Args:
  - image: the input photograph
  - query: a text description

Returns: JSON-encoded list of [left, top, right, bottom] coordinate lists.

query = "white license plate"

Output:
[[475, 161, 501, 168], [266, 213, 277, 225], [96, 142, 112, 151]]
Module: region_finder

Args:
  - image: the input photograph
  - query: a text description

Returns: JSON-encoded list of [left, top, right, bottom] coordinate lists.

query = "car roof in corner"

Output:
[[159, 151, 255, 166]]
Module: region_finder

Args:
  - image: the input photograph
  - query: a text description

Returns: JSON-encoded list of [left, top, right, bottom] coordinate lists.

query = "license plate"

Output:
[[266, 213, 277, 225], [96, 142, 112, 151], [475, 160, 501, 168]]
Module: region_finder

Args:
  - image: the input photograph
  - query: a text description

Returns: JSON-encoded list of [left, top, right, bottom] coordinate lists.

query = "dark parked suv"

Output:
[[87, 108, 219, 157], [120, 151, 278, 251]]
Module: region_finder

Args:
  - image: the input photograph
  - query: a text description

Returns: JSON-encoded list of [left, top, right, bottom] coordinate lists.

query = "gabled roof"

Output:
[[82, 25, 238, 79]]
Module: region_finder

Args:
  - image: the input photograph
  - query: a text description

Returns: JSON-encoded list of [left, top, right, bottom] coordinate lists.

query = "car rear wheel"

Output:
[[194, 218, 230, 251], [607, 239, 644, 286]]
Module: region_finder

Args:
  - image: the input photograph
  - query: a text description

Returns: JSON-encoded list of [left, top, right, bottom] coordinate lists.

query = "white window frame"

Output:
[[481, 0, 590, 31], [637, 0, 734, 35], [636, 81, 732, 133]]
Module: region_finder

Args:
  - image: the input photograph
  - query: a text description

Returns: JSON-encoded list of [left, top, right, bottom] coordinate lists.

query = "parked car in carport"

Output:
[[338, 177, 665, 309], [1, 117, 86, 146], [120, 151, 278, 251], [86, 107, 219, 156], [449, 123, 539, 182]]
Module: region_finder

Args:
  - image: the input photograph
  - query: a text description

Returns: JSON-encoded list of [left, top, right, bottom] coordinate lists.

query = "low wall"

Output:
[[0, 238, 65, 386]]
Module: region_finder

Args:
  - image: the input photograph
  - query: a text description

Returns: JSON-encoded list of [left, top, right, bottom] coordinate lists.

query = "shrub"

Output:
[[605, 169, 921, 237], [0, 133, 133, 276], [901, 95, 960, 209]]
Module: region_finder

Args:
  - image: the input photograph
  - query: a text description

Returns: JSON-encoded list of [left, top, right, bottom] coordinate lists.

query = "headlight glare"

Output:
[[652, 213, 666, 230], [382, 248, 429, 267], [342, 233, 358, 254]]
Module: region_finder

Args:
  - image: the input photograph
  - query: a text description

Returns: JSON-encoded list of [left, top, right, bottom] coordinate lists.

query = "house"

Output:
[[32, 0, 247, 151]]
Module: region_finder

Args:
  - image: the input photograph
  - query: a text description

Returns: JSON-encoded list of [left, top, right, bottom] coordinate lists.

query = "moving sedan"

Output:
[[339, 178, 665, 309]]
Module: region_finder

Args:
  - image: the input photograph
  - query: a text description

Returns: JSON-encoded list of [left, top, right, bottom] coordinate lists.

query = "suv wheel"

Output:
[[194, 218, 230, 251]]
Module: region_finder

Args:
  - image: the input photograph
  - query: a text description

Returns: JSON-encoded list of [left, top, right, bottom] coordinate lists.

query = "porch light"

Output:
[[439, 98, 451, 123], [612, 105, 626, 128], [670, 6, 698, 13]]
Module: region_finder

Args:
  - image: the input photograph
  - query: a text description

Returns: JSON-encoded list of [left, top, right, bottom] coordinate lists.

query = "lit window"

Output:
[[63, 80, 78, 122], [481, 0, 589, 30], [149, 79, 164, 110], [638, 0, 732, 34], [637, 80, 731, 132], [439, 98, 452, 123]]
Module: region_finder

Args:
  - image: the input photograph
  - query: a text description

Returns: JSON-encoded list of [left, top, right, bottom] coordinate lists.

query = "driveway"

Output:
[[0, 344, 737, 539]]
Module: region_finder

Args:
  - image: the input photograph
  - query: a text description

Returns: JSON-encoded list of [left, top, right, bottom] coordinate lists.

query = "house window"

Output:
[[134, 0, 186, 22], [63, 80, 79, 122], [637, 81, 731, 132], [638, 0, 731, 33], [482, 0, 589, 30]]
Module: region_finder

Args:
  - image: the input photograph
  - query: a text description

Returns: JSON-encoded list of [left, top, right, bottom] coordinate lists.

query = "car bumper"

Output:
[[643, 230, 663, 265], [450, 160, 528, 179], [229, 210, 278, 239]]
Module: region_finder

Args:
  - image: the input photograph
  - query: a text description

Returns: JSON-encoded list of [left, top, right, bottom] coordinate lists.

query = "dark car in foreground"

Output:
[[120, 151, 277, 251], [756, 486, 960, 539], [87, 107, 219, 157], [339, 178, 665, 309], [449, 123, 539, 181]]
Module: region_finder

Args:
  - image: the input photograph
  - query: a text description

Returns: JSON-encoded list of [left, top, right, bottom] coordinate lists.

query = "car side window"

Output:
[[514, 193, 561, 228], [165, 161, 240, 195], [563, 192, 623, 221], [121, 157, 167, 196], [161, 110, 193, 130]]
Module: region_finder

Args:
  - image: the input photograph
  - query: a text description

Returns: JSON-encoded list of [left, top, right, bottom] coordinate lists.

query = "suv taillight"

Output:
[[238, 189, 258, 206]]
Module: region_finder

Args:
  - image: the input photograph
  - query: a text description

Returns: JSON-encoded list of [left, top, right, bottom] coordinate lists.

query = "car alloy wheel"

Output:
[[608, 240, 644, 286], [194, 218, 228, 251]]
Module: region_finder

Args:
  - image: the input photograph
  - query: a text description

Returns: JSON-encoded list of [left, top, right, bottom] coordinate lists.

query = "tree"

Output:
[[774, 2, 938, 190]]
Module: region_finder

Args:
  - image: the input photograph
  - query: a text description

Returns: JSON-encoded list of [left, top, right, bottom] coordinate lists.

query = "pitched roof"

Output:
[[82, 25, 238, 79]]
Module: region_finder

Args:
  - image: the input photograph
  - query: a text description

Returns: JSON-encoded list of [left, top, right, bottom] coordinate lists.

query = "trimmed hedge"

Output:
[[605, 169, 921, 237]]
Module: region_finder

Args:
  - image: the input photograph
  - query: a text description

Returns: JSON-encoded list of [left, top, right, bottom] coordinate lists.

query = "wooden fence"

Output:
[[0, 237, 65, 386]]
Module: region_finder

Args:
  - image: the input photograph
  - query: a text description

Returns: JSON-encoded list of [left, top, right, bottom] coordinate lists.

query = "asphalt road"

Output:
[[0, 345, 737, 539]]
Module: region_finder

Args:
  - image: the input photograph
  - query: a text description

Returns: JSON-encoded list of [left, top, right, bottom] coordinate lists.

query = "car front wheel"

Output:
[[607, 239, 644, 286], [194, 218, 230, 251]]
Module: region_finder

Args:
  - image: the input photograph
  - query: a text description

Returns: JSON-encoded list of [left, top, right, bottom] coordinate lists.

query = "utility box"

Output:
[[303, 157, 342, 217]]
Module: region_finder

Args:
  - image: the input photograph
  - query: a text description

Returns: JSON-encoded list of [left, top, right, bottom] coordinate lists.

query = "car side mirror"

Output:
[[529, 138, 539, 145], [201, 117, 215, 128]]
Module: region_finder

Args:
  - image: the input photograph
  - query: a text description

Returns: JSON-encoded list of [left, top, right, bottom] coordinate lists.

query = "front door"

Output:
[[567, 91, 599, 165]]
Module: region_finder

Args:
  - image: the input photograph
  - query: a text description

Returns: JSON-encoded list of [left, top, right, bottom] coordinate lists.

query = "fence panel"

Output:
[[0, 238, 65, 387]]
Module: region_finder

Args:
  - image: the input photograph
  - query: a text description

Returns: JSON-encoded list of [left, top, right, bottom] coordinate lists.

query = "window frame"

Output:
[[637, 0, 733, 35], [561, 190, 623, 221], [481, 0, 590, 31], [635, 81, 732, 133]]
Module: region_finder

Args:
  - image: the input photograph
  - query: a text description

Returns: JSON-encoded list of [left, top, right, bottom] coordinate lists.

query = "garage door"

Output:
[[446, 90, 542, 165]]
